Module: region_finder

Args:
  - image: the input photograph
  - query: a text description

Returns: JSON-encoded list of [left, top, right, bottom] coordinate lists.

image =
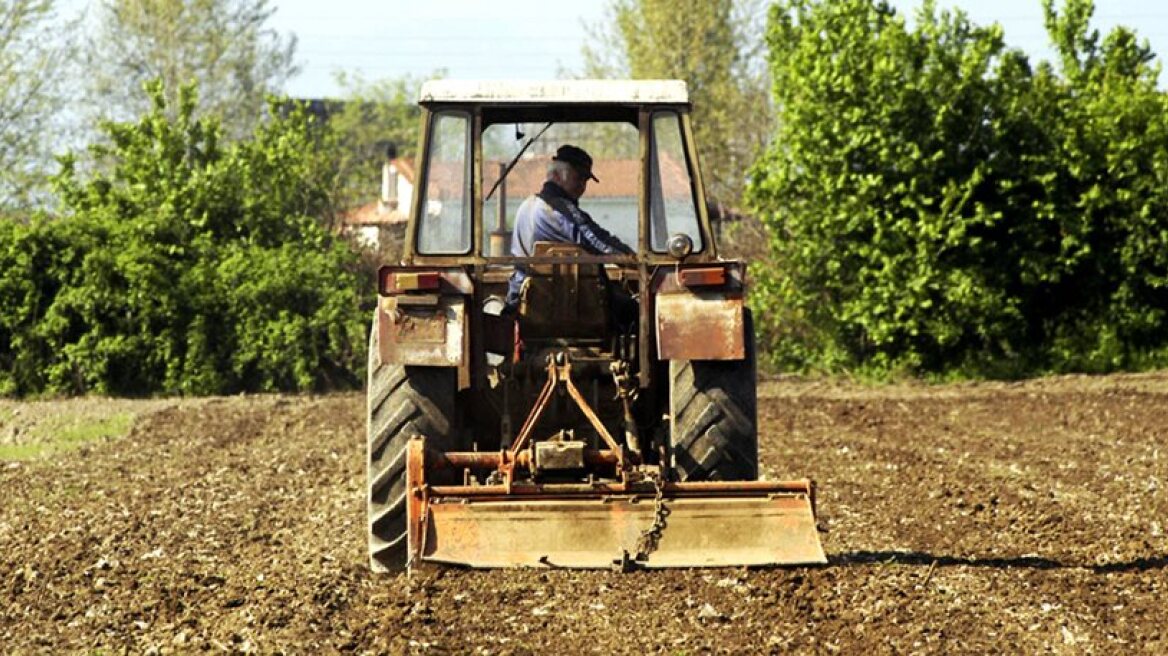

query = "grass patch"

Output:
[[0, 413, 133, 461], [59, 413, 133, 445], [0, 443, 48, 460]]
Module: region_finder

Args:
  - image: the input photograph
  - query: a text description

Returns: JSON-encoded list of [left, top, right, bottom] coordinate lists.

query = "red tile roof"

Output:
[[486, 157, 688, 200], [342, 155, 692, 226], [391, 158, 415, 183], [342, 203, 408, 226]]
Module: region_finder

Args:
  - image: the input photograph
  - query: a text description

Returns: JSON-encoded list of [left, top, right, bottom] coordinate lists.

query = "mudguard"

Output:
[[375, 294, 466, 368], [373, 266, 473, 373], [654, 264, 746, 361]]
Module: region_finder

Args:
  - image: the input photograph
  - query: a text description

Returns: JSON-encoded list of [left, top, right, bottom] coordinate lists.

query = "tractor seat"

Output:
[[518, 242, 611, 340]]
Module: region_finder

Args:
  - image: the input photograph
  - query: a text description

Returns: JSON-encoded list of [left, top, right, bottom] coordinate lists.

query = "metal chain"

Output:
[[609, 360, 639, 402], [635, 472, 669, 560]]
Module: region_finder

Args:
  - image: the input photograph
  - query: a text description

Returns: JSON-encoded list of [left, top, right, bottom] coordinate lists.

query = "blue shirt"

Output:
[[506, 181, 632, 305]]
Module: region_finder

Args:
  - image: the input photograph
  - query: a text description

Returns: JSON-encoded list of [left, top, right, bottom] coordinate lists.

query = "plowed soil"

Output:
[[3, 375, 1166, 654]]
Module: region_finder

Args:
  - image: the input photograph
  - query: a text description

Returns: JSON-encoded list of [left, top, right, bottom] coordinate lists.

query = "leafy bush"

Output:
[[748, 0, 1168, 377], [0, 82, 368, 396]]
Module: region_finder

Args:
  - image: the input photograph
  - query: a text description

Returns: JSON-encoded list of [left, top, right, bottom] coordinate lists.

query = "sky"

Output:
[[268, 0, 609, 97], [61, 1, 1168, 99], [261, 0, 1168, 99]]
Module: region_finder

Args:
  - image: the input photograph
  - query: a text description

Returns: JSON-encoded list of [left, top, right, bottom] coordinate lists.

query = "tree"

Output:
[[0, 81, 367, 396], [1035, 0, 1168, 370], [80, 0, 297, 140], [583, 0, 770, 204], [747, 0, 1168, 377], [0, 0, 75, 209], [748, 0, 1015, 373]]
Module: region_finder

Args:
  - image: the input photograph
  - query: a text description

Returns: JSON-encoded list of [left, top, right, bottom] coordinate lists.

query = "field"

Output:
[[2, 374, 1166, 653]]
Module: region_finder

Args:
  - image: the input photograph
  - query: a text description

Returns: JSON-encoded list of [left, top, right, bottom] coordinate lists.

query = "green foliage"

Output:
[[748, 0, 1168, 377], [0, 81, 367, 396], [584, 0, 770, 203]]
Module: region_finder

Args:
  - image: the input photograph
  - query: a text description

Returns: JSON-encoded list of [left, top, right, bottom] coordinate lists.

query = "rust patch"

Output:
[[655, 292, 744, 361], [419, 490, 824, 568], [376, 296, 465, 366], [395, 307, 446, 344], [406, 437, 428, 566]]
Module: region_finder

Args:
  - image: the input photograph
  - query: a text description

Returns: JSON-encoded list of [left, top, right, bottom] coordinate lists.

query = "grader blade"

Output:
[[405, 438, 826, 569]]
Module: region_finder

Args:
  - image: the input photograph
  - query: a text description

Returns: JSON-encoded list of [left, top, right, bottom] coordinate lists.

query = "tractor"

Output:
[[367, 80, 824, 570]]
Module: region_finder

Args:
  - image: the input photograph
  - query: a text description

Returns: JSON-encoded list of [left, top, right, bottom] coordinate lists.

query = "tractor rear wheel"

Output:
[[668, 309, 759, 481], [366, 325, 456, 571]]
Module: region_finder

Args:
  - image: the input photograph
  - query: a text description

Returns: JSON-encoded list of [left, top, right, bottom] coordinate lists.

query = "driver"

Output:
[[505, 145, 634, 310]]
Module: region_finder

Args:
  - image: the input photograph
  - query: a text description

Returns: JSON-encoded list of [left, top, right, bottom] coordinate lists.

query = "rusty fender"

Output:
[[375, 294, 467, 368], [654, 264, 746, 361]]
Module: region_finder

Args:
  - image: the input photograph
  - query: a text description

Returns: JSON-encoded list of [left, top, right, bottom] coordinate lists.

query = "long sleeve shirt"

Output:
[[506, 181, 632, 305], [511, 181, 632, 257]]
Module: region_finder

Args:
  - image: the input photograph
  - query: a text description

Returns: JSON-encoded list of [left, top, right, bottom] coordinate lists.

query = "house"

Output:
[[341, 157, 415, 251]]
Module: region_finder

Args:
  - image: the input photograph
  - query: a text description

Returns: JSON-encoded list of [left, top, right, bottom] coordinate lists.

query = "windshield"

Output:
[[482, 121, 639, 255]]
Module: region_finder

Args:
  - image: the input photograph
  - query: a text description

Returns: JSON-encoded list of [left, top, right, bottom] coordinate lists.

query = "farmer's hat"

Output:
[[553, 144, 599, 182]]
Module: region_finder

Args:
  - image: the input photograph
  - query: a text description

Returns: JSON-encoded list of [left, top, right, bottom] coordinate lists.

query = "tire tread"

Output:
[[366, 324, 456, 571], [668, 309, 759, 482]]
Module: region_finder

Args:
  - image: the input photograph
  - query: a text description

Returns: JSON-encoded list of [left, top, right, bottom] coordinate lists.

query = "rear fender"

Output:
[[653, 262, 746, 361], [374, 266, 472, 377], [375, 295, 466, 367]]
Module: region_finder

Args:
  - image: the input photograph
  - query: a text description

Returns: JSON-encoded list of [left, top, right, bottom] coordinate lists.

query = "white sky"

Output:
[[267, 0, 609, 96], [66, 1, 1168, 98]]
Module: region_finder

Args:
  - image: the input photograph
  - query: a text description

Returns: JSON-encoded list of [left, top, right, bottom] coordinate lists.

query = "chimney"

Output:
[[379, 142, 399, 214]]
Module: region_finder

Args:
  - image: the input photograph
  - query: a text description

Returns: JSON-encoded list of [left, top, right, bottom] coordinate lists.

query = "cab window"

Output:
[[649, 111, 703, 253], [481, 121, 639, 256], [417, 111, 472, 254]]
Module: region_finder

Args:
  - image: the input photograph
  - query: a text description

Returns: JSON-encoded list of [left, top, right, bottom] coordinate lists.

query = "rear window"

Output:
[[417, 111, 472, 254], [482, 121, 639, 255]]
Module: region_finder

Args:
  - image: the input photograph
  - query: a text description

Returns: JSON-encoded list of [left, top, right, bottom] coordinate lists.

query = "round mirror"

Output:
[[482, 295, 506, 316], [666, 233, 694, 260]]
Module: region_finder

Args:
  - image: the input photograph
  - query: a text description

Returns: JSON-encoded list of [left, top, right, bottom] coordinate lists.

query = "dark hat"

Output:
[[552, 144, 599, 182]]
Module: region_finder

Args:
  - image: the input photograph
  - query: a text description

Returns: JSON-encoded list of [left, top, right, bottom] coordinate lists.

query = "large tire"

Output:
[[366, 325, 456, 572], [668, 309, 758, 482]]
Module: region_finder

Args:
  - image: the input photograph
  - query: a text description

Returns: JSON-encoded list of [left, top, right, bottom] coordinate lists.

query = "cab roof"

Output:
[[418, 79, 689, 105]]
